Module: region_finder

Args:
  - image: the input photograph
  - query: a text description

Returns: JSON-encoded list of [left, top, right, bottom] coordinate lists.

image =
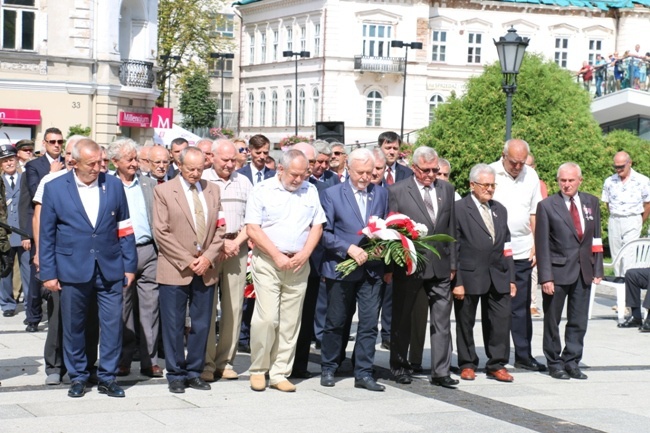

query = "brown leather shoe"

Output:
[[460, 368, 476, 381], [116, 366, 130, 377], [200, 370, 216, 382], [487, 368, 514, 382], [216, 369, 239, 380], [250, 374, 267, 391], [270, 379, 296, 392], [140, 365, 164, 378]]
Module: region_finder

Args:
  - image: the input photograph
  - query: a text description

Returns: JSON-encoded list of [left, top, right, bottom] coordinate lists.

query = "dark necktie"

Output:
[[9, 175, 14, 189], [256, 171, 262, 184], [386, 167, 394, 185], [570, 197, 583, 241], [157, 179, 164, 185]]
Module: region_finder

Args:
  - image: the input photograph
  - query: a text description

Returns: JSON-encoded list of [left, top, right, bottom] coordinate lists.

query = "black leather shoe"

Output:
[[169, 379, 186, 394], [395, 373, 412, 384], [381, 340, 390, 350], [290, 370, 313, 379], [410, 363, 423, 373], [430, 376, 459, 389], [549, 369, 570, 380], [320, 371, 335, 387], [98, 380, 125, 398], [187, 377, 211, 390], [68, 381, 86, 398], [3, 309, 15, 317], [566, 368, 588, 380], [25, 323, 38, 332], [514, 358, 547, 372], [641, 320, 650, 333], [23, 318, 29, 325], [618, 316, 643, 328], [354, 376, 385, 392]]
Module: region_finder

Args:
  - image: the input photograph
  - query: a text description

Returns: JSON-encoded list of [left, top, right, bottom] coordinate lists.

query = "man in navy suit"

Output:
[[378, 131, 413, 185], [311, 140, 340, 188], [319, 148, 389, 391], [237, 134, 275, 186], [39, 138, 137, 398], [535, 162, 603, 380], [167, 137, 187, 179]]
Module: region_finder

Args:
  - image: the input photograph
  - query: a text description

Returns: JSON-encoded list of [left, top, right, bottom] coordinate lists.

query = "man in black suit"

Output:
[[535, 162, 603, 380], [167, 137, 187, 179], [387, 146, 458, 388], [237, 134, 275, 186], [378, 131, 413, 186], [453, 164, 516, 383]]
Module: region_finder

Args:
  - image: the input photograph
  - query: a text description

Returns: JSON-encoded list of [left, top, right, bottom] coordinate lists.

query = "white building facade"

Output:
[[0, 0, 159, 147], [235, 0, 650, 145]]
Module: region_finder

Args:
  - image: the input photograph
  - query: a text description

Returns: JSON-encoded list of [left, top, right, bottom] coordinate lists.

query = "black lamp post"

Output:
[[210, 52, 235, 128], [159, 54, 181, 108], [390, 40, 422, 141], [282, 50, 310, 136], [493, 27, 529, 141]]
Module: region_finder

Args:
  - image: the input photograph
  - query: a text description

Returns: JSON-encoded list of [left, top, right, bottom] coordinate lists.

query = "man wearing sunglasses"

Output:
[[15, 139, 35, 170], [601, 151, 650, 260]]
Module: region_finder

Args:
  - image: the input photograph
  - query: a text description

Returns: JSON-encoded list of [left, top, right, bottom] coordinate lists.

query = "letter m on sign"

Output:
[[151, 107, 173, 128]]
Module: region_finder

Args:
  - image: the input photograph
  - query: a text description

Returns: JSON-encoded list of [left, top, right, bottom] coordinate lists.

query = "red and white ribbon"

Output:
[[217, 211, 226, 228], [592, 238, 603, 253], [361, 214, 418, 275], [118, 219, 134, 238]]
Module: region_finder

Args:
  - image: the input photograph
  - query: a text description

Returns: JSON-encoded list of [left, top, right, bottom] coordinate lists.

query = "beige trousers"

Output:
[[249, 251, 309, 385]]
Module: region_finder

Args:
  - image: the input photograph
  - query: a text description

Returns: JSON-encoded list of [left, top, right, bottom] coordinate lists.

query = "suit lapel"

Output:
[[551, 193, 579, 241], [407, 178, 431, 225], [172, 177, 196, 235], [343, 182, 365, 225], [66, 172, 94, 228], [467, 196, 491, 237], [579, 192, 594, 240], [95, 173, 108, 228]]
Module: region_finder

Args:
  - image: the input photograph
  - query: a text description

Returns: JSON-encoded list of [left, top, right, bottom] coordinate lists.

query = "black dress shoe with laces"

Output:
[[641, 319, 650, 333], [395, 373, 412, 384], [618, 316, 643, 328], [566, 368, 588, 380], [187, 377, 211, 390], [410, 363, 424, 373], [68, 381, 86, 398], [98, 380, 125, 398], [430, 375, 459, 389], [320, 371, 335, 387], [514, 358, 547, 372], [25, 323, 38, 332], [354, 376, 385, 391], [169, 379, 186, 394], [289, 370, 313, 379], [549, 369, 570, 380]]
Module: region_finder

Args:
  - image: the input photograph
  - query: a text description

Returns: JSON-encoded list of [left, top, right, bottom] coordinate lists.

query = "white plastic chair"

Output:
[[589, 238, 650, 322]]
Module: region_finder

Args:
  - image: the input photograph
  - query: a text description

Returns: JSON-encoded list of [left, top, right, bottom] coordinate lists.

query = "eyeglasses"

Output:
[[613, 163, 628, 170], [151, 160, 170, 165], [19, 148, 34, 153], [238, 147, 250, 154], [414, 164, 440, 175], [46, 139, 65, 145], [438, 172, 450, 178], [332, 151, 345, 156], [474, 182, 497, 190]]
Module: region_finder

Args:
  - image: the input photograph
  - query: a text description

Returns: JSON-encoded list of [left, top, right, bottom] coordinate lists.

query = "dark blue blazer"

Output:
[[393, 163, 413, 183], [25, 154, 62, 198], [319, 182, 389, 281], [237, 164, 275, 184], [39, 171, 137, 283], [4, 172, 22, 247], [310, 170, 340, 189]]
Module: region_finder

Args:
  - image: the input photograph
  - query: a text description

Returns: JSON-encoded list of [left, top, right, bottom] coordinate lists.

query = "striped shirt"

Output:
[[202, 168, 252, 233]]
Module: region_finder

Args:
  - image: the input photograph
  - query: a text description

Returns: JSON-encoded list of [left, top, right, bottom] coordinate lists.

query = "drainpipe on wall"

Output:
[[233, 7, 244, 136]]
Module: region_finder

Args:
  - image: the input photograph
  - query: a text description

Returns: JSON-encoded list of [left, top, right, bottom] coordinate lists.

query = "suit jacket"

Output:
[[393, 163, 413, 183], [20, 155, 63, 238], [320, 182, 389, 281], [39, 171, 138, 283], [310, 170, 340, 189], [166, 164, 179, 180], [137, 174, 156, 236], [388, 177, 457, 279], [454, 195, 515, 294], [153, 177, 225, 286], [535, 192, 604, 286], [237, 164, 275, 184], [3, 172, 21, 247]]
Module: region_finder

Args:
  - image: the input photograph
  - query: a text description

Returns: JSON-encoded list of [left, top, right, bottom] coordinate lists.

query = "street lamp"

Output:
[[493, 27, 529, 141], [391, 40, 422, 141], [159, 54, 181, 108], [210, 52, 235, 128], [282, 50, 310, 136]]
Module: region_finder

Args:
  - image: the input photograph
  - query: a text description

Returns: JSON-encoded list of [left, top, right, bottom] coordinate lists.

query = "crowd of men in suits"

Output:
[[0, 127, 606, 396]]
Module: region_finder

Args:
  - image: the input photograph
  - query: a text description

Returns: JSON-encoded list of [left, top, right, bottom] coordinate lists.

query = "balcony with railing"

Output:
[[354, 56, 404, 74], [119, 59, 155, 88]]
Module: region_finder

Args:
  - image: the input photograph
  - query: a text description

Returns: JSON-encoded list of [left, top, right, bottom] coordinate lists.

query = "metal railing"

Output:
[[119, 59, 155, 88], [353, 55, 404, 73]]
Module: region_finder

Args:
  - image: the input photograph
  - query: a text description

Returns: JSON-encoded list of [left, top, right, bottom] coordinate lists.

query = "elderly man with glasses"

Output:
[[601, 151, 650, 260]]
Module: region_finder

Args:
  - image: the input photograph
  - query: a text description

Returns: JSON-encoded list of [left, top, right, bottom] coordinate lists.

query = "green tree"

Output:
[[67, 124, 91, 138], [157, 0, 230, 106], [178, 66, 218, 130]]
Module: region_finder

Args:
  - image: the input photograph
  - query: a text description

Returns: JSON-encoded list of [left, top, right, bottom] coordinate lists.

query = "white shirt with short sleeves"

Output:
[[601, 168, 650, 217]]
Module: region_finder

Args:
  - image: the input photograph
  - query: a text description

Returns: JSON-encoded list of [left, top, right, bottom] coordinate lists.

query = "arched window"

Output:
[[271, 91, 278, 126], [366, 91, 382, 127], [312, 87, 320, 124], [259, 91, 266, 127], [248, 92, 255, 127], [285, 89, 292, 127], [298, 88, 306, 126], [428, 94, 444, 123]]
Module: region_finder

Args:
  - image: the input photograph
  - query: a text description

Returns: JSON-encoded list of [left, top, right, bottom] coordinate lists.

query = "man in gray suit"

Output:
[[108, 139, 162, 378], [535, 162, 603, 380], [387, 146, 458, 388]]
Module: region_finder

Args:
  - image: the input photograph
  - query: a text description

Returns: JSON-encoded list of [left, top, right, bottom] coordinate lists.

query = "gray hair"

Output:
[[212, 138, 235, 156], [330, 142, 345, 152], [71, 138, 101, 161], [196, 138, 214, 148], [179, 146, 205, 165], [469, 163, 495, 182], [280, 149, 307, 168], [503, 139, 530, 154], [412, 146, 438, 164], [67, 135, 88, 148], [439, 158, 451, 170], [348, 148, 374, 167], [107, 138, 139, 161], [557, 162, 582, 178], [371, 147, 386, 165], [313, 140, 332, 156]]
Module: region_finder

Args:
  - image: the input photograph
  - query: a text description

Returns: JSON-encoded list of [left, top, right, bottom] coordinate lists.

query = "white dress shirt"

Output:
[[179, 176, 208, 229], [73, 170, 100, 228]]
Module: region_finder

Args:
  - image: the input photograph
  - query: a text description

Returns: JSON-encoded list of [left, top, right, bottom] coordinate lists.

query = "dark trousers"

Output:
[[313, 277, 328, 344], [60, 266, 121, 383], [321, 277, 382, 379], [511, 259, 534, 362], [293, 274, 321, 372], [624, 268, 650, 318], [159, 276, 214, 382], [24, 257, 43, 324], [455, 286, 511, 372], [391, 276, 452, 379], [239, 298, 255, 346], [542, 277, 590, 372], [379, 280, 392, 343]]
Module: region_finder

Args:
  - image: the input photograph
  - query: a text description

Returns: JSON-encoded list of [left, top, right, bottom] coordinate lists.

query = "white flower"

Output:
[[415, 222, 428, 237]]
